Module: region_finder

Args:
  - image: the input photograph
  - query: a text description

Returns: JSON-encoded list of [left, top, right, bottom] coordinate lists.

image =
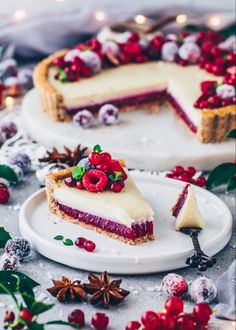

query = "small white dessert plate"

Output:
[[19, 172, 232, 274]]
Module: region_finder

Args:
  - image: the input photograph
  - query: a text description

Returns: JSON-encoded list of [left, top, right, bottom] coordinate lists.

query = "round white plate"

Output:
[[19, 172, 232, 274], [21, 89, 234, 171]]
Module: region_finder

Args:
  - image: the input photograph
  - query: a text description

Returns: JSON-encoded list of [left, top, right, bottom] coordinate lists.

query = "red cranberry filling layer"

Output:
[[55, 200, 153, 240], [172, 184, 190, 218], [167, 93, 197, 133], [65, 90, 166, 115]]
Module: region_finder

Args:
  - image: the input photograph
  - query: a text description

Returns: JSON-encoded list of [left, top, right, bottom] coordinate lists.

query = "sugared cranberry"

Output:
[[158, 312, 176, 329], [19, 309, 33, 322], [162, 273, 188, 297], [91, 313, 109, 330], [75, 237, 87, 248], [175, 314, 195, 330], [89, 152, 102, 165], [0, 121, 17, 139], [193, 303, 212, 324], [195, 176, 207, 187], [0, 186, 10, 204], [185, 166, 196, 178], [111, 182, 124, 193], [84, 240, 96, 252], [164, 297, 184, 316], [141, 311, 160, 330], [125, 321, 142, 330], [64, 177, 77, 187], [76, 180, 84, 190], [68, 309, 85, 327]]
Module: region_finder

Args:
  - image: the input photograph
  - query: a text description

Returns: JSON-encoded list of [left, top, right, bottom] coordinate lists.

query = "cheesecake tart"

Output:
[[45, 145, 154, 244], [34, 29, 236, 143], [172, 184, 205, 231]]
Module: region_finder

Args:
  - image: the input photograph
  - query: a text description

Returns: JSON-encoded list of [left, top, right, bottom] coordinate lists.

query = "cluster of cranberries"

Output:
[[194, 78, 236, 109], [166, 166, 206, 188], [65, 146, 127, 193], [126, 297, 213, 330], [68, 309, 109, 330], [75, 236, 96, 252], [0, 182, 10, 204]]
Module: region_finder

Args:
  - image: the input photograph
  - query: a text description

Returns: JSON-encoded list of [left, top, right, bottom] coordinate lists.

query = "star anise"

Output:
[[84, 271, 130, 309], [39, 144, 88, 167], [47, 276, 87, 303]]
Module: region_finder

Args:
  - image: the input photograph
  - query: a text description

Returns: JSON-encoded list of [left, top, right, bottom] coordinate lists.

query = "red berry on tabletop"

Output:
[[84, 240, 96, 252], [91, 313, 109, 330], [76, 180, 84, 190], [82, 170, 108, 192], [158, 312, 176, 329], [19, 309, 33, 322], [125, 321, 142, 330], [193, 303, 212, 324], [75, 237, 87, 248], [185, 166, 196, 178], [141, 311, 160, 330], [89, 151, 102, 165], [195, 176, 206, 187], [111, 181, 124, 193], [0, 187, 10, 204], [173, 165, 184, 175], [175, 314, 195, 330], [164, 297, 184, 316], [68, 309, 85, 327]]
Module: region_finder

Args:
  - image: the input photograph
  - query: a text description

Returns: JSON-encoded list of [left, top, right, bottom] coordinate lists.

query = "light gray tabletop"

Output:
[[0, 173, 235, 330]]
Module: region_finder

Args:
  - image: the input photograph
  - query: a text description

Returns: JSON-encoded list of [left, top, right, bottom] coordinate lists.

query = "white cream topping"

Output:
[[175, 186, 205, 231], [53, 171, 154, 226]]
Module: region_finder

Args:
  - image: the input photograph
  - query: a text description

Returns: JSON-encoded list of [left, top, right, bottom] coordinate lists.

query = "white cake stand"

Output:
[[22, 89, 234, 171]]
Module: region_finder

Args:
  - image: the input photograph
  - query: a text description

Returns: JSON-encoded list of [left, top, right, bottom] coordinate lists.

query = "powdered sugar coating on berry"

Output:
[[79, 50, 101, 73], [162, 273, 188, 297], [161, 42, 178, 62], [0, 121, 18, 139], [189, 276, 217, 303], [77, 158, 95, 170], [98, 104, 119, 125], [0, 253, 20, 270], [5, 238, 31, 261], [9, 153, 31, 174], [216, 84, 236, 99], [73, 110, 94, 128], [102, 41, 120, 56], [178, 42, 201, 63]]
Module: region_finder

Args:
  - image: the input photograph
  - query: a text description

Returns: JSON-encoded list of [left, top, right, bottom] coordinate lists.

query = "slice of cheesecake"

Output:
[[171, 184, 205, 231], [45, 147, 154, 245]]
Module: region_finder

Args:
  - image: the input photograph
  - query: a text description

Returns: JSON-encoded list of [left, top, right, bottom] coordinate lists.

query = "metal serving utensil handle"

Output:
[[181, 228, 217, 272]]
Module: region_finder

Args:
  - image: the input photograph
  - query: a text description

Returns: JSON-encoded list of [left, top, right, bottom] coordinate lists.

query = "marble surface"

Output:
[[0, 172, 235, 330]]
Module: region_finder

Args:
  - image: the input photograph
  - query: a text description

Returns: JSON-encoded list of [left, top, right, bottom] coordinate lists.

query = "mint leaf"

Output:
[[0, 227, 11, 248], [226, 128, 236, 139], [31, 301, 54, 316], [206, 162, 236, 190], [114, 171, 123, 181], [54, 67, 67, 82], [63, 238, 73, 246], [93, 144, 102, 153], [108, 174, 115, 183], [0, 164, 18, 183], [227, 176, 236, 191], [72, 166, 86, 180], [54, 235, 64, 241], [0, 271, 39, 294]]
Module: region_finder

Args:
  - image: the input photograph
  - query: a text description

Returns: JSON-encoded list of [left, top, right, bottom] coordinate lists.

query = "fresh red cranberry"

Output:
[[200, 81, 216, 94], [53, 56, 65, 67], [101, 152, 112, 164], [141, 311, 160, 330], [158, 312, 176, 329], [211, 47, 223, 57], [19, 309, 33, 322], [207, 95, 221, 107], [87, 39, 101, 52], [64, 177, 77, 187], [172, 166, 184, 175], [226, 53, 236, 64], [211, 64, 225, 76], [164, 297, 184, 316], [178, 174, 189, 182], [0, 187, 10, 204], [125, 321, 142, 330], [4, 310, 15, 323], [68, 309, 85, 327], [123, 42, 142, 57], [76, 180, 85, 190], [81, 65, 91, 78], [84, 240, 96, 252], [127, 32, 140, 42], [91, 313, 109, 330], [193, 303, 212, 324], [75, 237, 87, 248], [111, 181, 124, 192], [175, 314, 195, 330], [166, 173, 174, 178], [89, 152, 102, 165], [96, 163, 109, 171], [215, 57, 225, 66], [82, 169, 108, 192], [185, 166, 196, 178], [195, 176, 207, 187]]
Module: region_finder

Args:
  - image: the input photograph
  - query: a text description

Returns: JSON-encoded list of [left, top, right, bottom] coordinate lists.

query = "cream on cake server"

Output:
[[172, 184, 205, 230]]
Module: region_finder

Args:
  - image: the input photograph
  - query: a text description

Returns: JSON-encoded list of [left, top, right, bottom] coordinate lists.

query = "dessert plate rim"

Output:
[[19, 172, 233, 274]]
